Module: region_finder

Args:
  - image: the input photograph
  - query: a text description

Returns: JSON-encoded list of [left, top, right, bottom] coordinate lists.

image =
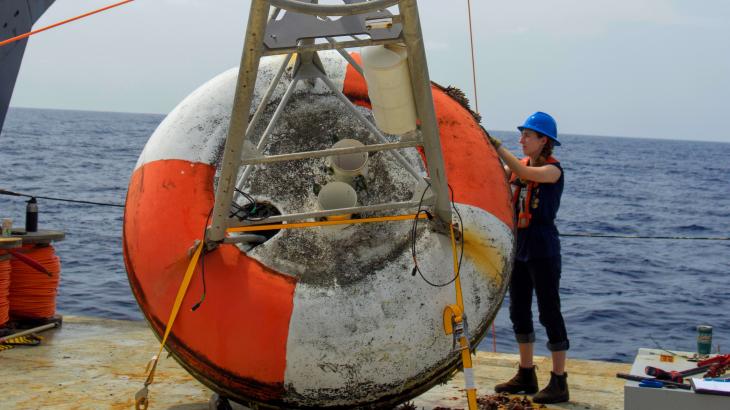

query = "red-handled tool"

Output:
[[698, 355, 730, 378], [644, 366, 685, 383], [646, 354, 730, 382]]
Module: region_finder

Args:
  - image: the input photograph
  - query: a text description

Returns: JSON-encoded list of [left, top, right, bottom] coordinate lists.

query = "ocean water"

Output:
[[1, 107, 728, 363]]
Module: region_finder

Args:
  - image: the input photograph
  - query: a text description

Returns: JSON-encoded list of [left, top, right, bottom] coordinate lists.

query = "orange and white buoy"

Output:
[[123, 51, 514, 408]]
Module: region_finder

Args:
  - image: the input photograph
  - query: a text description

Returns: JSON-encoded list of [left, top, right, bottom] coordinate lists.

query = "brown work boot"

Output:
[[494, 366, 538, 394], [533, 371, 569, 404]]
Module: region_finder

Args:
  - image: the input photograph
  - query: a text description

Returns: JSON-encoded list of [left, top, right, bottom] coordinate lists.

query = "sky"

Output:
[[9, 0, 730, 142]]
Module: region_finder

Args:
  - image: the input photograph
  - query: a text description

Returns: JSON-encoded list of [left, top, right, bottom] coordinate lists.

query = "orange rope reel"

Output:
[[0, 258, 11, 327], [9, 245, 61, 320]]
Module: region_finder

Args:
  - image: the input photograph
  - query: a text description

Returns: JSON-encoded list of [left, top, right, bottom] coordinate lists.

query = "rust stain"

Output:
[[461, 229, 504, 287], [110, 399, 135, 410]]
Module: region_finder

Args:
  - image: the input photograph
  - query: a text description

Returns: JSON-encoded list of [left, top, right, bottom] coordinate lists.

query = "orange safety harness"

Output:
[[510, 157, 559, 229]]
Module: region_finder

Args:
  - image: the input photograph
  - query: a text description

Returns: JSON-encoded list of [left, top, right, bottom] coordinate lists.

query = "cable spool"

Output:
[[0, 257, 11, 327], [0, 238, 21, 329], [9, 244, 61, 321]]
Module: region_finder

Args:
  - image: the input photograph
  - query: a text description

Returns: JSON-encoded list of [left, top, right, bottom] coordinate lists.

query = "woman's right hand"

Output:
[[485, 131, 502, 149]]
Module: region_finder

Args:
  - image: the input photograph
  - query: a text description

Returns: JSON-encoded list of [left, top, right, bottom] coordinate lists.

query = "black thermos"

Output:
[[26, 197, 38, 232]]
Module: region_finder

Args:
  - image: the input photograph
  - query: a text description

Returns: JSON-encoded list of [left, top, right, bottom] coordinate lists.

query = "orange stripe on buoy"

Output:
[[124, 159, 296, 398], [430, 86, 513, 229], [343, 53, 372, 109]]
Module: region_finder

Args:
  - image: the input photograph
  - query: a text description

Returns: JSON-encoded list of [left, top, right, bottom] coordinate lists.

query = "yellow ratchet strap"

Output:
[[446, 223, 478, 410], [227, 213, 427, 233], [134, 240, 204, 410]]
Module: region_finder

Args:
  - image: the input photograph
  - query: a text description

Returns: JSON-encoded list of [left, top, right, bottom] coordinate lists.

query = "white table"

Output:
[[624, 348, 729, 410]]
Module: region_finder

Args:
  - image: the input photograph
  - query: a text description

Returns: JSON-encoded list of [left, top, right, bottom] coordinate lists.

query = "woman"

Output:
[[487, 112, 569, 404]]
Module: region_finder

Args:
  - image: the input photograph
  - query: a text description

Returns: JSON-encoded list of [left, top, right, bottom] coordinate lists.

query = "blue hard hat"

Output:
[[517, 111, 560, 146]]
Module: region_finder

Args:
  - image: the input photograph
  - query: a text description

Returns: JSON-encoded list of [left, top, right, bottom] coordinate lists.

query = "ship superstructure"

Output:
[[0, 0, 55, 131]]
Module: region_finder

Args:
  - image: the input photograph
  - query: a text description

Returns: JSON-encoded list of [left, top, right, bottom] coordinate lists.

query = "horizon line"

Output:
[[7, 105, 728, 145]]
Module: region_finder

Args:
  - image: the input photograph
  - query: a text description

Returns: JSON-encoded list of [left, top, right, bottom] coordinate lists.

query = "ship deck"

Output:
[[0, 316, 629, 409]]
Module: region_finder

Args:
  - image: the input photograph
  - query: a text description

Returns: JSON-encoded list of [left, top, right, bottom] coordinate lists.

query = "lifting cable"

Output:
[[0, 0, 135, 48], [466, 0, 479, 115], [465, 0, 496, 353]]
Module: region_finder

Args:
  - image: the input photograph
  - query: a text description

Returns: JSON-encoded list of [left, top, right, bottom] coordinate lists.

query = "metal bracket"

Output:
[[265, 8, 402, 51], [269, 0, 400, 16], [443, 303, 463, 336], [444, 304, 471, 353], [292, 50, 326, 79]]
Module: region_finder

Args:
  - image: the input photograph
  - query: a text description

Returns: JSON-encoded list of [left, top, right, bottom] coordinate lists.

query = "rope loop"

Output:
[[0, 0, 136, 48]]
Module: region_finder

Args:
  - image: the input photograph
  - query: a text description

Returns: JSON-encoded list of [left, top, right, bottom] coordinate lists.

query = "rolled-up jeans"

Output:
[[509, 255, 569, 352]]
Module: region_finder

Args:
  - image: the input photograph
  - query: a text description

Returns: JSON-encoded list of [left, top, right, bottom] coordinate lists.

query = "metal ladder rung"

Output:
[[228, 198, 433, 230], [240, 140, 421, 166], [263, 38, 402, 56]]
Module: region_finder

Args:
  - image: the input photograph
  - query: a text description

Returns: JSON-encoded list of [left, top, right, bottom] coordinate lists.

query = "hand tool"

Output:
[[616, 373, 691, 390]]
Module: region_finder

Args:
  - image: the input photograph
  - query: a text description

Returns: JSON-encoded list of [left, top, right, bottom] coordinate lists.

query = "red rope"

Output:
[[0, 0, 135, 48], [0, 259, 11, 326], [9, 245, 61, 320]]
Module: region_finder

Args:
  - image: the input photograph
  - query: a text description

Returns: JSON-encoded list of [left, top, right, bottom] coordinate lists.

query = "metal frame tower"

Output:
[[206, 0, 452, 245]]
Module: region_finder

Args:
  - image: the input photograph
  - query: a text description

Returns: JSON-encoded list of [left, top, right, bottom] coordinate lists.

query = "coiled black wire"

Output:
[[411, 183, 465, 288]]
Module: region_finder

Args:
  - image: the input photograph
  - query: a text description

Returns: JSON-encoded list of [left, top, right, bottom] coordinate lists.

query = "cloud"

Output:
[[425, 40, 450, 51], [475, 0, 688, 37]]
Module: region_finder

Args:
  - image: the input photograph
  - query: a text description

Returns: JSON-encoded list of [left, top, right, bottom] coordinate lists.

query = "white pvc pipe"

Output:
[[317, 182, 358, 221], [329, 139, 369, 184]]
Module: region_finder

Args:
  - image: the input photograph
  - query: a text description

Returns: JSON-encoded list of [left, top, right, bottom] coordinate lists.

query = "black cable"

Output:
[[230, 202, 249, 219], [191, 207, 214, 312], [410, 182, 431, 277], [449, 184, 465, 276], [411, 183, 465, 288], [231, 188, 272, 222], [5, 188, 724, 241], [234, 188, 256, 206], [648, 334, 694, 359], [230, 188, 256, 219], [559, 232, 730, 241], [0, 188, 124, 208]]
